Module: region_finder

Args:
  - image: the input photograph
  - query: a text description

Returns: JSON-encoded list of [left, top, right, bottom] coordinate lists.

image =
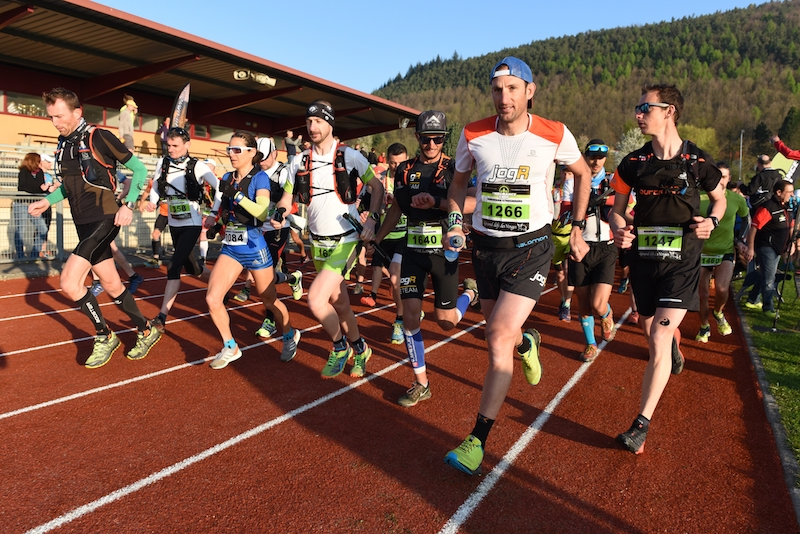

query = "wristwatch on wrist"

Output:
[[573, 219, 587, 230], [123, 201, 136, 210], [709, 216, 719, 229]]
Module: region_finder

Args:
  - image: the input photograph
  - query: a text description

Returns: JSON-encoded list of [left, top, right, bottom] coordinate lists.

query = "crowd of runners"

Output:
[[28, 55, 799, 475]]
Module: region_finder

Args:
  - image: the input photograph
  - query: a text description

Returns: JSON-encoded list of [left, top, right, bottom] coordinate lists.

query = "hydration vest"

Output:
[[57, 126, 117, 192], [635, 140, 702, 196], [157, 157, 201, 201], [269, 162, 288, 204], [395, 154, 452, 217], [219, 168, 260, 227], [294, 146, 358, 205]]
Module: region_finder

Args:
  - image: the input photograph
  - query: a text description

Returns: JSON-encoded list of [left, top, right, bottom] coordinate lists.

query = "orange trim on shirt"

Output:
[[611, 168, 632, 195]]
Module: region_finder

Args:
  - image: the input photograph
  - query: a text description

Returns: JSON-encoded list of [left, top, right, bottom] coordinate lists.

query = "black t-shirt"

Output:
[[17, 168, 46, 195], [59, 128, 132, 224], [393, 156, 454, 223], [614, 141, 721, 260]]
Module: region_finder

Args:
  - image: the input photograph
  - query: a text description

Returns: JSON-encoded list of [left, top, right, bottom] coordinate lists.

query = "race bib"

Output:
[[701, 254, 724, 267], [481, 182, 531, 232], [312, 238, 340, 262], [637, 226, 684, 261], [168, 197, 192, 220], [223, 223, 247, 246], [407, 224, 442, 249]]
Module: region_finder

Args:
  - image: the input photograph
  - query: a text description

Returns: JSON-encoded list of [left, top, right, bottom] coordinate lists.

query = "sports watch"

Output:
[[709, 216, 719, 229], [572, 219, 587, 230], [123, 201, 136, 210]]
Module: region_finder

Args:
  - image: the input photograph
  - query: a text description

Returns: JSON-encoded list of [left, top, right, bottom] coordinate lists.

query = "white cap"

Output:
[[40, 153, 55, 163], [257, 137, 276, 157]]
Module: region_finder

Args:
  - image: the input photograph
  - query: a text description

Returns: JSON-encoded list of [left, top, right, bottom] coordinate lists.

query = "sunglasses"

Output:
[[635, 102, 671, 114], [226, 146, 255, 155], [586, 144, 609, 154], [419, 134, 445, 145]]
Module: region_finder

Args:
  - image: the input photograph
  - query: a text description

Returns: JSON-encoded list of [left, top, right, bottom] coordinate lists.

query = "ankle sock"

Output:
[[471, 413, 495, 446]]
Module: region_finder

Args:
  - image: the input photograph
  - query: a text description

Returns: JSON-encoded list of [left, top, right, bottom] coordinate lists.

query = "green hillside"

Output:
[[371, 0, 800, 172]]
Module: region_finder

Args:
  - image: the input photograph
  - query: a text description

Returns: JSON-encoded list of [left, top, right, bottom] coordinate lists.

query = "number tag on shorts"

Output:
[[407, 224, 442, 249], [168, 197, 192, 220], [637, 226, 684, 261], [312, 238, 340, 261], [701, 254, 724, 267], [223, 223, 247, 246]]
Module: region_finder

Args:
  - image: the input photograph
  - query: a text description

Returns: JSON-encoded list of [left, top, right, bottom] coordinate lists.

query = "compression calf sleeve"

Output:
[[77, 289, 109, 335], [111, 288, 148, 331], [404, 327, 426, 374], [581, 316, 597, 345], [455, 292, 471, 323]]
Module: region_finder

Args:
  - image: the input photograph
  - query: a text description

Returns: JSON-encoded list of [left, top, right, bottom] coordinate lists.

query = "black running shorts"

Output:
[[472, 236, 552, 302], [568, 242, 618, 287], [399, 250, 459, 309], [74, 219, 119, 265]]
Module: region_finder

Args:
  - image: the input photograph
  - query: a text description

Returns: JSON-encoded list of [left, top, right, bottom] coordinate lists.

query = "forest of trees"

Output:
[[364, 0, 800, 176]]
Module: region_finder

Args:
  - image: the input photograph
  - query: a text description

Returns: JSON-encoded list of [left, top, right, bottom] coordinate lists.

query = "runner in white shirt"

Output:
[[142, 127, 219, 333], [443, 56, 592, 475], [272, 100, 384, 379]]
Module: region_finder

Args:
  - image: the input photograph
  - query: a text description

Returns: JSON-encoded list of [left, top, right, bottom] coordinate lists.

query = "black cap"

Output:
[[585, 138, 609, 156], [416, 110, 447, 134]]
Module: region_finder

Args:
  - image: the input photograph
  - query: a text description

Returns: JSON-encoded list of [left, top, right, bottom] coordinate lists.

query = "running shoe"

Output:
[[744, 300, 762, 310], [671, 334, 684, 375], [350, 344, 372, 378], [146, 258, 161, 268], [232, 287, 251, 303], [519, 328, 542, 386], [397, 381, 431, 407], [289, 270, 303, 300], [617, 419, 648, 454], [390, 321, 404, 345], [580, 344, 599, 363], [764, 309, 777, 319], [85, 332, 121, 369], [695, 324, 711, 343], [280, 328, 301, 362], [321, 346, 353, 378], [444, 435, 484, 475], [90, 280, 104, 297], [151, 315, 166, 334], [360, 294, 376, 307], [627, 311, 640, 325], [618, 277, 629, 294], [463, 278, 480, 307], [558, 303, 571, 322], [128, 272, 145, 294], [209, 345, 242, 369], [353, 283, 364, 295], [713, 311, 733, 336], [600, 308, 615, 341], [126, 325, 162, 361], [255, 318, 277, 340], [301, 255, 310, 265]]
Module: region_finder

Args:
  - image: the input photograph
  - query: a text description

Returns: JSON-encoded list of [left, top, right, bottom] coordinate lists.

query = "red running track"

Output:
[[0, 254, 796, 533]]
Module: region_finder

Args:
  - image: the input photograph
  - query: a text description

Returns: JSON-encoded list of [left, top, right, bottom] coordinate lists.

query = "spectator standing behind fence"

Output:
[[157, 117, 170, 156], [15, 152, 58, 259], [283, 129, 302, 164], [39, 153, 58, 258], [118, 95, 138, 150]]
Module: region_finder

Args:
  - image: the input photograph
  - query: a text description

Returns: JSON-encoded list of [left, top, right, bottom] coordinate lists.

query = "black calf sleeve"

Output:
[[77, 290, 109, 335], [112, 288, 148, 331]]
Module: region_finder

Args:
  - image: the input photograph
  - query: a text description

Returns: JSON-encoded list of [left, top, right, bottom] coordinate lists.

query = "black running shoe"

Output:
[[617, 419, 648, 454]]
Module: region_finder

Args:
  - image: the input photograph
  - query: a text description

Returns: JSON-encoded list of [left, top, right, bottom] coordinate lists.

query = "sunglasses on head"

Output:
[[168, 127, 190, 140], [586, 144, 609, 154], [419, 134, 445, 145], [226, 146, 255, 155], [635, 102, 670, 114]]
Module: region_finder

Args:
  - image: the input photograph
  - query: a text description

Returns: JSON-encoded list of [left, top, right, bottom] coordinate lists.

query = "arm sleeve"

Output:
[[775, 139, 800, 161], [123, 156, 148, 203], [45, 185, 66, 205]]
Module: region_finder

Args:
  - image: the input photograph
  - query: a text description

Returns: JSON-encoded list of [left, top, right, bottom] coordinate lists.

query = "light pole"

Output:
[[739, 129, 744, 183]]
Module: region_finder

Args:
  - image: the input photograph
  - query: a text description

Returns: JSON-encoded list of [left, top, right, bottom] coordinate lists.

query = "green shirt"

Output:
[[700, 189, 749, 255]]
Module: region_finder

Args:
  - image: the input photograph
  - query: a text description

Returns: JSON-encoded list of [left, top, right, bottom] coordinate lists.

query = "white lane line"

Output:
[[26, 321, 485, 534], [0, 274, 171, 299], [438, 309, 631, 534], [0, 292, 424, 419]]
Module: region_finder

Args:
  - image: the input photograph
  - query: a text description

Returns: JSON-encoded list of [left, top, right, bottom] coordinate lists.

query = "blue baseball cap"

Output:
[[490, 56, 534, 84]]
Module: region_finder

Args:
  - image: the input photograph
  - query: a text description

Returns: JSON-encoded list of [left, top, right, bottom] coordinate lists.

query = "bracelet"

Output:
[[370, 212, 380, 222], [448, 211, 463, 230]]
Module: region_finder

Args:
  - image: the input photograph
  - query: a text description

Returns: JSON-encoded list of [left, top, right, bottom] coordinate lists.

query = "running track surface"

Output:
[[1, 254, 797, 533]]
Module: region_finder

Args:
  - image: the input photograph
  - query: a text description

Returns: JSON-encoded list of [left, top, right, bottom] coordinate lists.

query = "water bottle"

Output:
[[444, 235, 464, 262]]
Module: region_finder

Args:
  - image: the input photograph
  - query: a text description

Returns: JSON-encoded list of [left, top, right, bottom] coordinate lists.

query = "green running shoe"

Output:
[[256, 318, 277, 340], [350, 344, 372, 378], [713, 311, 733, 336], [390, 321, 404, 344], [397, 381, 431, 407], [445, 435, 484, 475], [85, 332, 121, 369], [127, 325, 162, 361], [695, 324, 711, 343], [519, 328, 542, 385], [321, 346, 353, 378], [289, 270, 304, 300]]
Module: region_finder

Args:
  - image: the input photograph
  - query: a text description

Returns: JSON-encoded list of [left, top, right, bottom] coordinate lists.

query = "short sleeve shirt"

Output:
[[700, 188, 749, 255], [455, 114, 582, 237]]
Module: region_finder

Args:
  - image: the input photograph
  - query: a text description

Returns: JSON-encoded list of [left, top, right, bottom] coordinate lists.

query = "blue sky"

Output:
[[101, 0, 765, 94]]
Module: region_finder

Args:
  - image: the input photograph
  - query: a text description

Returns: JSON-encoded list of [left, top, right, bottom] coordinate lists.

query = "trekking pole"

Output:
[[341, 212, 392, 264], [772, 198, 800, 331]]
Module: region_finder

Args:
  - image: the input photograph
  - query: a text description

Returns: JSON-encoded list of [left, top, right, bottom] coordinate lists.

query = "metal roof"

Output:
[[0, 0, 420, 139]]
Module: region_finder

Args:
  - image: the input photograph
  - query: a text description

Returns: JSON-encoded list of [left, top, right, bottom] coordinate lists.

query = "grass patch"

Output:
[[734, 272, 800, 460]]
